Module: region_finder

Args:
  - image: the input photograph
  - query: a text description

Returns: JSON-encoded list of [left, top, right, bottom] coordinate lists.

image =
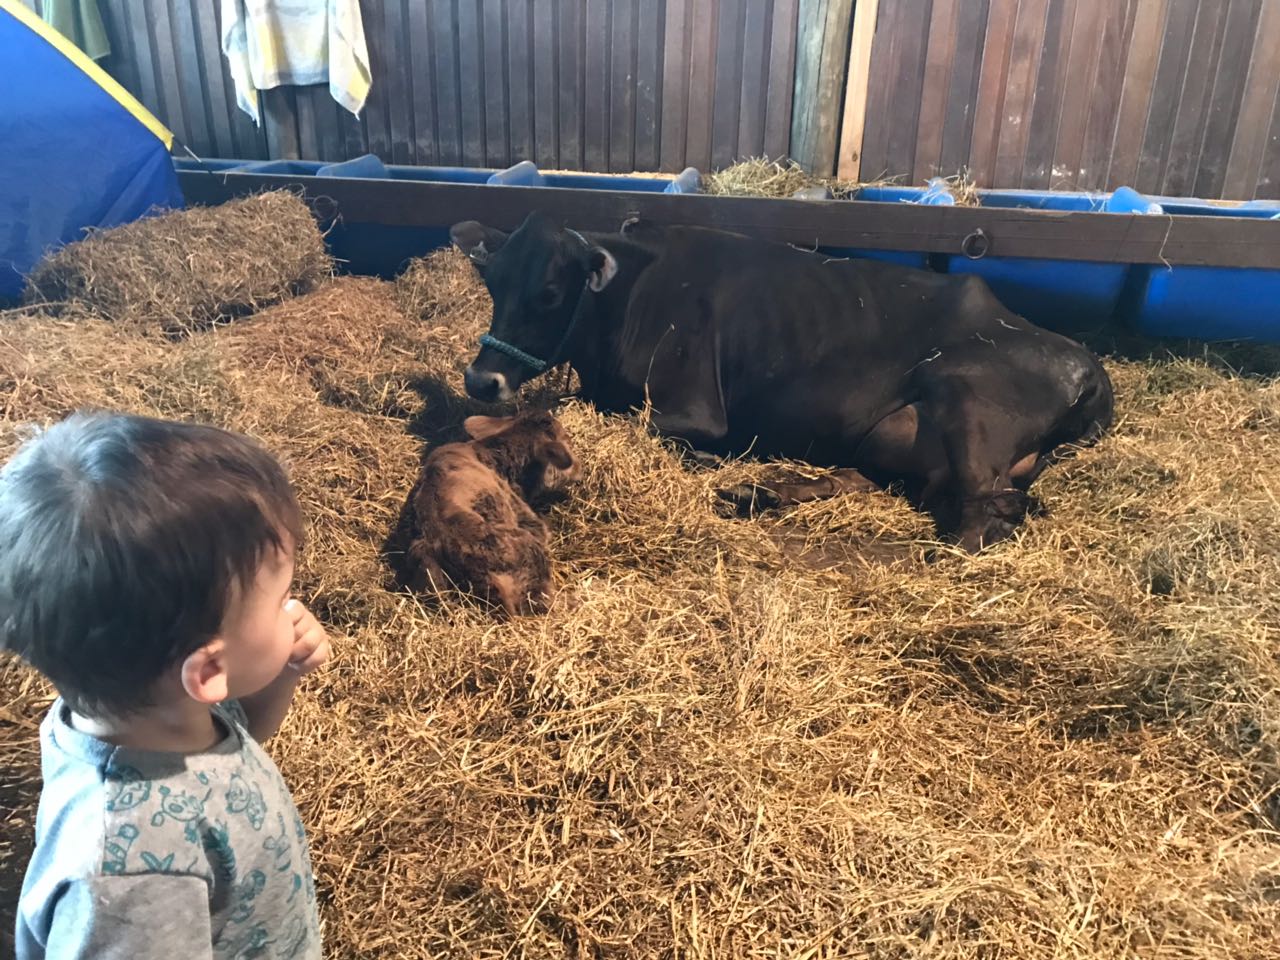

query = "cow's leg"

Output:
[[715, 402, 947, 517], [717, 468, 879, 516], [405, 541, 451, 595]]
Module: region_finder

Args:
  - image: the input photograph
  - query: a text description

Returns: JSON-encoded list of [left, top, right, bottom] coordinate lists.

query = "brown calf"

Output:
[[405, 411, 577, 616]]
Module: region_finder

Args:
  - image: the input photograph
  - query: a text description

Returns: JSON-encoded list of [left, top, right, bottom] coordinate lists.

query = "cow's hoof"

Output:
[[715, 483, 782, 518], [688, 449, 723, 471]]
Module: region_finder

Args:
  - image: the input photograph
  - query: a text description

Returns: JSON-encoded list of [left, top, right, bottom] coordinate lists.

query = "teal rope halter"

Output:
[[478, 333, 552, 373]]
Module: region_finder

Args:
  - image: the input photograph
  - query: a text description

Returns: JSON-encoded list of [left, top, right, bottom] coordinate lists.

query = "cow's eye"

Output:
[[537, 286, 561, 309]]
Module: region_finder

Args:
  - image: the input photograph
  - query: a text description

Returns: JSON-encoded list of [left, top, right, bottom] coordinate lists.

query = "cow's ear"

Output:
[[463, 415, 514, 440], [450, 221, 509, 269], [587, 247, 618, 292]]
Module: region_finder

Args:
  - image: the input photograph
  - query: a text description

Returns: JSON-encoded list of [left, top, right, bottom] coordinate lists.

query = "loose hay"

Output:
[[703, 158, 899, 200], [2, 262, 1280, 959], [21, 191, 331, 333]]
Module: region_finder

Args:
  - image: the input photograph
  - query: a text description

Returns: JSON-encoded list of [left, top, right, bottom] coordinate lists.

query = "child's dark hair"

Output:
[[0, 411, 304, 717]]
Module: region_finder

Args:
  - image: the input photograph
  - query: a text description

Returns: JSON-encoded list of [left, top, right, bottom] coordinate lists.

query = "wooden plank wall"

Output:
[[854, 0, 1280, 200], [32, 0, 801, 173]]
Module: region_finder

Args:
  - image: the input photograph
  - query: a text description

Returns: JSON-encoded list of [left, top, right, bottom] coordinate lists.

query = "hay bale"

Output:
[[3, 271, 1280, 958], [21, 191, 331, 333]]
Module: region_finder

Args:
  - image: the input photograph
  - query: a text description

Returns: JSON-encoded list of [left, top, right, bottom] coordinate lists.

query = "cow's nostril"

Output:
[[464, 366, 496, 401]]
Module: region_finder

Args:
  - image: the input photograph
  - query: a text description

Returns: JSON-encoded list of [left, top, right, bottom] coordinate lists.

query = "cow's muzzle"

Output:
[[464, 365, 514, 403]]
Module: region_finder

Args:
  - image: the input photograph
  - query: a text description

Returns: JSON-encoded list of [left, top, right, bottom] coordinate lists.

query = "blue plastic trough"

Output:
[[173, 156, 1280, 343]]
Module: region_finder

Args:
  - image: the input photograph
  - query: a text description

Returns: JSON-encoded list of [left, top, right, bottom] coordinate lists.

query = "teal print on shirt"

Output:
[[104, 765, 151, 811], [262, 813, 293, 874], [229, 870, 267, 924], [275, 915, 310, 959], [152, 783, 213, 843], [226, 772, 268, 830], [214, 921, 272, 959], [203, 822, 237, 887], [102, 823, 140, 874]]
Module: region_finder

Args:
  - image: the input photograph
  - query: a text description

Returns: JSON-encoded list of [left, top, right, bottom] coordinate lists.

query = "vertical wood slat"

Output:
[[532, 3, 559, 168], [1109, 0, 1170, 187], [994, 0, 1050, 186], [937, 0, 990, 178], [968, 0, 1019, 187], [1192, 0, 1262, 199], [1134, 0, 1198, 192], [836, 0, 881, 179], [506, 0, 534, 166], [583, 0, 610, 171], [408, 0, 438, 165], [384, 0, 416, 164], [358, 0, 391, 161], [736, 0, 771, 159], [1222, 0, 1280, 199], [685, 0, 719, 171], [431, 0, 462, 165], [763, 0, 800, 160], [456, 0, 486, 166], [1077, 0, 1137, 190], [634, 1, 663, 171], [912, 0, 959, 182], [1051, 0, 1108, 189], [659, 0, 693, 172], [711, 0, 746, 170], [609, 0, 637, 171], [1257, 81, 1280, 200], [1021, 0, 1077, 189], [1161, 0, 1229, 196], [482, 0, 509, 166], [557, 0, 584, 171]]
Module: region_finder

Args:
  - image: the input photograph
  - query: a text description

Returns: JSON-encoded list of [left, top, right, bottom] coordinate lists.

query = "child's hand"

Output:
[[285, 599, 331, 677]]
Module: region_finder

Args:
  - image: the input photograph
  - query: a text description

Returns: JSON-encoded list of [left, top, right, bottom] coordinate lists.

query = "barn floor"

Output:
[[1, 250, 1279, 959]]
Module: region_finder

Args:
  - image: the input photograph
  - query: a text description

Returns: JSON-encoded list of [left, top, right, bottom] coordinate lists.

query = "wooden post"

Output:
[[791, 0, 856, 177], [837, 0, 880, 180]]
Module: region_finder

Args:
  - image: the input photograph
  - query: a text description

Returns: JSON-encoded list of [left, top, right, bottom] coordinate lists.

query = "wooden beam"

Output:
[[177, 170, 1280, 270], [836, 0, 881, 180]]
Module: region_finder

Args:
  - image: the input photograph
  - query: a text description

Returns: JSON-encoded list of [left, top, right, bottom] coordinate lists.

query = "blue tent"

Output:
[[0, 0, 182, 300]]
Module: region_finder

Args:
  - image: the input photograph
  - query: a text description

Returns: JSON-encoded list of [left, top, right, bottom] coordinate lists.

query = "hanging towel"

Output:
[[43, 0, 111, 61], [221, 0, 371, 125]]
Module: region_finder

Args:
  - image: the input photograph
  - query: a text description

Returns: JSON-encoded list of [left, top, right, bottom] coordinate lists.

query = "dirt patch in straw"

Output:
[[21, 191, 331, 334], [2, 257, 1280, 958]]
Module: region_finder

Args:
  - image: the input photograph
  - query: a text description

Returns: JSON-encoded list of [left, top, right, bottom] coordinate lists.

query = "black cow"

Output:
[[450, 212, 1113, 551]]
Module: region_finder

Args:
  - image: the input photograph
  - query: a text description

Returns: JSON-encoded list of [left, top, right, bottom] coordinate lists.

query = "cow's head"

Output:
[[450, 212, 618, 403]]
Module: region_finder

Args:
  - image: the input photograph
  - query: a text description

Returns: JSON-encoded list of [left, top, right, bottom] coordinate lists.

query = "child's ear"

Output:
[[180, 639, 230, 706]]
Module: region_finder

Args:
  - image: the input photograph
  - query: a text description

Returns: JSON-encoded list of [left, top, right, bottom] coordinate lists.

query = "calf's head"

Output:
[[450, 212, 618, 403], [463, 410, 579, 498]]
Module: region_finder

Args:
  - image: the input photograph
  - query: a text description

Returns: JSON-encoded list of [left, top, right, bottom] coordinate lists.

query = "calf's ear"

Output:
[[587, 247, 618, 292], [450, 221, 510, 269], [463, 415, 514, 440]]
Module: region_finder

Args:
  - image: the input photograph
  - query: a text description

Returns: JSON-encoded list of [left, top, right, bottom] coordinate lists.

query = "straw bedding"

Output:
[[1, 211, 1279, 958]]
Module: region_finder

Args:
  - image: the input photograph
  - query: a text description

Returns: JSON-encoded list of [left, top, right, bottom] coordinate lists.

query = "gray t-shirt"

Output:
[[15, 698, 321, 959]]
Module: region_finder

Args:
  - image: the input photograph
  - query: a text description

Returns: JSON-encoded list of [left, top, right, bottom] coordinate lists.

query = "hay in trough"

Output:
[[704, 157, 898, 200], [2, 255, 1280, 958], [22, 191, 331, 333]]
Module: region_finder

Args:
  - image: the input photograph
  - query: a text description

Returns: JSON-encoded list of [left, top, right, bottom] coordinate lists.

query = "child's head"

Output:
[[0, 411, 305, 718]]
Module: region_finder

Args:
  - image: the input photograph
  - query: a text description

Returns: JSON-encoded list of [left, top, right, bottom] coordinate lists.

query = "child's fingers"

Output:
[[289, 630, 331, 675]]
